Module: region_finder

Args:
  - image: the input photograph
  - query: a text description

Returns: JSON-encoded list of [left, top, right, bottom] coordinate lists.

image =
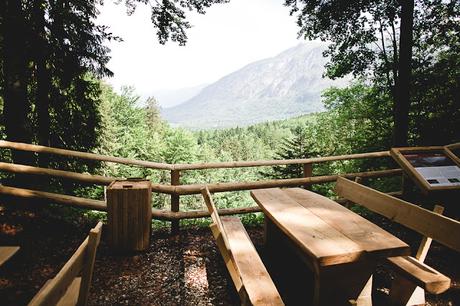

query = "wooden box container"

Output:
[[106, 180, 152, 252]]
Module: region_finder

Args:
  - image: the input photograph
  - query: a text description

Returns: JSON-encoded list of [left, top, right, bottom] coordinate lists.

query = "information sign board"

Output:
[[391, 146, 460, 193]]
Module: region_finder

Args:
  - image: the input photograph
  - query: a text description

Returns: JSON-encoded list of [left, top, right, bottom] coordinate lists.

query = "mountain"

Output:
[[152, 84, 208, 108], [161, 42, 349, 129]]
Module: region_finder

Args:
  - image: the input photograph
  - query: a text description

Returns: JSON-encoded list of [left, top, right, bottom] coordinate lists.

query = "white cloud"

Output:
[[97, 0, 301, 98]]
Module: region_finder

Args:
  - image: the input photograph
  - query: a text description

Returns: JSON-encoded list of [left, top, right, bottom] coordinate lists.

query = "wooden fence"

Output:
[[0, 140, 408, 230]]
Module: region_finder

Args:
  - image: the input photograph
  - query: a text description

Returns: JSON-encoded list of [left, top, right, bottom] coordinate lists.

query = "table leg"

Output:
[[263, 216, 277, 246], [313, 261, 376, 306], [263, 215, 378, 306]]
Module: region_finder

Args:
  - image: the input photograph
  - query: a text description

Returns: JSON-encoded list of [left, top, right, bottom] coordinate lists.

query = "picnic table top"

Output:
[[251, 188, 410, 267]]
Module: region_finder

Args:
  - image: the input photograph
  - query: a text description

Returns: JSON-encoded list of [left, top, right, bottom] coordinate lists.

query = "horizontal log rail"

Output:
[[0, 185, 262, 221], [172, 151, 392, 170], [151, 168, 403, 195], [445, 142, 460, 150], [0, 185, 402, 222], [0, 140, 173, 170], [1, 140, 392, 171], [0, 185, 106, 211], [0, 160, 402, 196], [0, 162, 119, 186]]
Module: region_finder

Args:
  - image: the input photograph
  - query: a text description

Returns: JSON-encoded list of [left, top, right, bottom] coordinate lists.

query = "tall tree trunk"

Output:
[[393, 0, 414, 146], [1, 1, 33, 169], [33, 0, 51, 169]]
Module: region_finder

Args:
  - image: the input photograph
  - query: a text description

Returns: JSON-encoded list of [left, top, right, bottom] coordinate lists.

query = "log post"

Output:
[[170, 170, 181, 234], [106, 180, 152, 252], [302, 163, 313, 190]]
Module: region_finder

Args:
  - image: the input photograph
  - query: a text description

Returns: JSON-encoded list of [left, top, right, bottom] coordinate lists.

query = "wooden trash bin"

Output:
[[106, 180, 152, 252]]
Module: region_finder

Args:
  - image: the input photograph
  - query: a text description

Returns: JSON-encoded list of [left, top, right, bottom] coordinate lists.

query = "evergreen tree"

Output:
[[267, 126, 317, 179]]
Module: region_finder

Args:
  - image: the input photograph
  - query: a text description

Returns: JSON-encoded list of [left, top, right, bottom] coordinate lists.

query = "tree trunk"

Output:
[[1, 1, 32, 166], [1, 1, 35, 192], [33, 0, 52, 169], [393, 0, 414, 146]]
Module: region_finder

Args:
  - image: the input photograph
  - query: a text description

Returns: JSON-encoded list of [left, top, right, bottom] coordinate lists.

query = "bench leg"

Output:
[[389, 275, 425, 306]]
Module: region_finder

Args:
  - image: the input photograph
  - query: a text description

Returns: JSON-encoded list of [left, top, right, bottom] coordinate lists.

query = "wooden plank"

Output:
[[209, 223, 243, 292], [387, 256, 450, 294], [0, 246, 20, 266], [29, 222, 102, 306], [251, 188, 364, 267], [28, 238, 88, 306], [415, 205, 444, 262], [221, 217, 284, 306], [77, 222, 102, 306], [444, 146, 460, 164], [57, 277, 81, 306], [201, 187, 231, 253], [284, 188, 408, 258], [335, 177, 460, 252]]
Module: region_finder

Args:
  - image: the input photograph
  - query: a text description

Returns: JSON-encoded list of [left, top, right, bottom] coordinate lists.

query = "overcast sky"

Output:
[[97, 0, 303, 99]]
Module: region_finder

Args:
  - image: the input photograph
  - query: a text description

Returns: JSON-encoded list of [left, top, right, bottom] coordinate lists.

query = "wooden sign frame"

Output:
[[444, 142, 460, 165], [391, 145, 460, 193]]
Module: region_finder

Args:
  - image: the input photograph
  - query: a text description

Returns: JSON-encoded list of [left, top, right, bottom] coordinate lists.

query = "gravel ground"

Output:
[[1, 206, 459, 306]]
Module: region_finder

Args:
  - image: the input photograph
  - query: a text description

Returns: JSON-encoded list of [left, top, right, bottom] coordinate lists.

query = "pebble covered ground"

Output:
[[0, 207, 459, 305]]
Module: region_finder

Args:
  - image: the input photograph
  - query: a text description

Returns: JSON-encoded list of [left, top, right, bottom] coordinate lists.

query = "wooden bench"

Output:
[[335, 177, 460, 306], [0, 246, 20, 267], [28, 222, 103, 306], [201, 187, 284, 306]]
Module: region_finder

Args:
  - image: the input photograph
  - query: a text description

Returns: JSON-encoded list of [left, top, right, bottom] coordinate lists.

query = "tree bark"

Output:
[[1, 1, 32, 165], [33, 0, 52, 169], [393, 0, 414, 146]]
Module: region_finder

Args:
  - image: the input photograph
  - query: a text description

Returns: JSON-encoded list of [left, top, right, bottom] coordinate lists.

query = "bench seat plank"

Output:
[[221, 217, 283, 306], [387, 256, 450, 294], [0, 246, 20, 266], [284, 188, 408, 258]]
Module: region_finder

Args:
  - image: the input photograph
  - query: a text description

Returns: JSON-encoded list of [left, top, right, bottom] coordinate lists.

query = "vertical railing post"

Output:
[[302, 163, 313, 190], [170, 169, 180, 234]]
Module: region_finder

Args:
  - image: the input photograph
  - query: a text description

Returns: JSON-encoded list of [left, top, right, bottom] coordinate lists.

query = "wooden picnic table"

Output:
[[251, 188, 410, 306]]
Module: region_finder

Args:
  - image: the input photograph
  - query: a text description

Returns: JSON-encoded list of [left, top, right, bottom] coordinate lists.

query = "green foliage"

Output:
[[96, 85, 167, 188], [123, 0, 230, 45], [284, 0, 459, 146]]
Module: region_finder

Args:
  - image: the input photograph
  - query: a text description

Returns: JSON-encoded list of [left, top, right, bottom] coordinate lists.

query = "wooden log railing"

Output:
[[0, 140, 173, 170], [0, 140, 407, 230]]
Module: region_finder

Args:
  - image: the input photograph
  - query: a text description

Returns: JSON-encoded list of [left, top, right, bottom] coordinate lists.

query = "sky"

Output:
[[96, 0, 303, 104]]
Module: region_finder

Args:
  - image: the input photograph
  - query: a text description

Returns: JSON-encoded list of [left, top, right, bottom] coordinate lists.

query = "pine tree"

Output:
[[266, 126, 317, 179]]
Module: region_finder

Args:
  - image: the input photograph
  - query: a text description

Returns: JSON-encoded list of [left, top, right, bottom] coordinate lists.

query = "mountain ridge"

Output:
[[162, 42, 348, 129]]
